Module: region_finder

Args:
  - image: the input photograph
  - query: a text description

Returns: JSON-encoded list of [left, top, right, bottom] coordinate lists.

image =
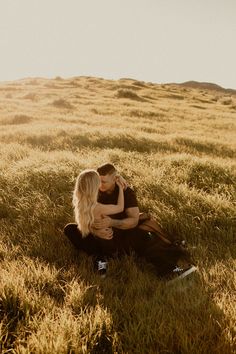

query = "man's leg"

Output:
[[64, 223, 101, 256], [113, 228, 181, 275]]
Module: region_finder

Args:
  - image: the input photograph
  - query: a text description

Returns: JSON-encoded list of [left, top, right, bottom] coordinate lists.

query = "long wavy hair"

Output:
[[73, 169, 100, 237]]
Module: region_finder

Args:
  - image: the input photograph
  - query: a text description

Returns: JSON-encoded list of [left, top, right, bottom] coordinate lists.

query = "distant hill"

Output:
[[178, 81, 236, 95]]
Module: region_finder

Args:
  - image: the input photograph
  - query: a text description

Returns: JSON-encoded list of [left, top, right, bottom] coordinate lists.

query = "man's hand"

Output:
[[93, 215, 113, 229], [91, 226, 113, 240]]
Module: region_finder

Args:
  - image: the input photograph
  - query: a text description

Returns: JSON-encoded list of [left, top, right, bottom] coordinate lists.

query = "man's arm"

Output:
[[110, 207, 139, 229], [93, 207, 139, 231]]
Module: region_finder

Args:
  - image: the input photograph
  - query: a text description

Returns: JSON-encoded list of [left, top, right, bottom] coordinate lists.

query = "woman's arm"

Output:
[[97, 180, 124, 215]]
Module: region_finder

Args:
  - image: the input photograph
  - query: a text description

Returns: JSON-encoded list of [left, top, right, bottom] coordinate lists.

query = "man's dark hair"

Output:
[[97, 163, 116, 176]]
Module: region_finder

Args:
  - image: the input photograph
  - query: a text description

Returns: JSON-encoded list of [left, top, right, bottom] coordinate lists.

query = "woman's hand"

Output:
[[115, 175, 128, 190], [115, 178, 123, 189]]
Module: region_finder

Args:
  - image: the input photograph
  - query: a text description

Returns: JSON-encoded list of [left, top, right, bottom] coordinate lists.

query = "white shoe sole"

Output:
[[177, 265, 197, 279], [169, 265, 197, 282]]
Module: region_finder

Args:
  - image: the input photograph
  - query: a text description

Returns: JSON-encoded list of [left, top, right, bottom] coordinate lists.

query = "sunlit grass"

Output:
[[0, 76, 235, 353]]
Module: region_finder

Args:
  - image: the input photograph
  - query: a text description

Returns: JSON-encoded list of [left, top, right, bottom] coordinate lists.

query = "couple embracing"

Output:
[[64, 163, 196, 280]]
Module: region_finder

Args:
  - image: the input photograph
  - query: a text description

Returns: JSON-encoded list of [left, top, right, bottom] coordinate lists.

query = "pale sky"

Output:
[[0, 0, 235, 88]]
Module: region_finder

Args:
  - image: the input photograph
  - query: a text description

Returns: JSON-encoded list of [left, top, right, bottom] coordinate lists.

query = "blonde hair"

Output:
[[73, 169, 100, 237]]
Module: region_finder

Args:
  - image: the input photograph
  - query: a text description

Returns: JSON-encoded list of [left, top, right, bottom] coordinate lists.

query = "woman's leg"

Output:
[[63, 223, 101, 256], [64, 224, 112, 277]]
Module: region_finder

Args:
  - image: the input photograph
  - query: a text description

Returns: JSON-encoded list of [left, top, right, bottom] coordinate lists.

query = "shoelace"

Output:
[[173, 266, 184, 273], [98, 261, 107, 271]]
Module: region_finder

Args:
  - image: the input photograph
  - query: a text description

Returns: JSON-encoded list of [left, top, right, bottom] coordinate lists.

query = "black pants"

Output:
[[63, 223, 138, 258], [64, 223, 191, 275], [64, 223, 102, 256]]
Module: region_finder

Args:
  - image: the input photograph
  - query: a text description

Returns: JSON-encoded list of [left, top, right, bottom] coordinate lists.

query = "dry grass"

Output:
[[0, 76, 235, 353], [52, 98, 75, 110], [116, 88, 146, 102]]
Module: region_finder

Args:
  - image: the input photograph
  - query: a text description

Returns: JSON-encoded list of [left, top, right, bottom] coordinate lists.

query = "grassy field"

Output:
[[0, 76, 235, 353]]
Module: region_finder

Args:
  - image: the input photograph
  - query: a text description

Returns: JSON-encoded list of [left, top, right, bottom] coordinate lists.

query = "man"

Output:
[[93, 163, 139, 239]]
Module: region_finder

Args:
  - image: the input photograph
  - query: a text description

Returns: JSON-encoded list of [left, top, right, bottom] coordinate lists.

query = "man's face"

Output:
[[99, 173, 116, 193]]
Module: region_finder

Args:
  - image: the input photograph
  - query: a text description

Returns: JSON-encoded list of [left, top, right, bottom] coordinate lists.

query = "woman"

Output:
[[73, 169, 124, 238]]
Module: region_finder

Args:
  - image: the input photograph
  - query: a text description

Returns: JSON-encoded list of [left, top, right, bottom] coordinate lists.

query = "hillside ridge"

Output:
[[178, 80, 236, 95], [1, 76, 235, 95]]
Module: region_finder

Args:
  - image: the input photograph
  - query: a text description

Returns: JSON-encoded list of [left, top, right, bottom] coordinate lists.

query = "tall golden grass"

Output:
[[0, 76, 235, 353]]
